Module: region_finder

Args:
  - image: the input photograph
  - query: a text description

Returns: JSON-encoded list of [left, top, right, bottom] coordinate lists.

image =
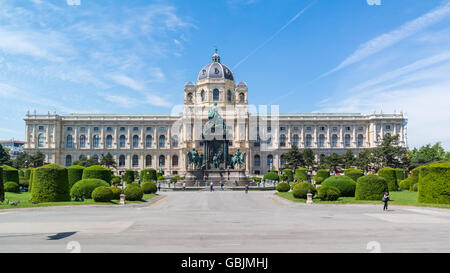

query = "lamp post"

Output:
[[306, 170, 313, 204], [119, 173, 125, 205]]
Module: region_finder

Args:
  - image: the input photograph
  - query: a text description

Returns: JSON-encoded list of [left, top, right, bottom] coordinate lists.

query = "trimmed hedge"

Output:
[[110, 186, 122, 200], [82, 165, 112, 184], [417, 161, 450, 204], [142, 181, 157, 194], [4, 182, 20, 193], [344, 168, 364, 182], [295, 168, 308, 181], [68, 165, 85, 189], [316, 169, 330, 183], [124, 169, 135, 184], [398, 179, 411, 191], [276, 182, 290, 192], [322, 175, 357, 197], [70, 179, 110, 199], [111, 177, 121, 185], [355, 175, 388, 201], [140, 169, 157, 182], [2, 165, 19, 184], [317, 185, 340, 201], [282, 169, 294, 182], [263, 171, 279, 181], [0, 167, 3, 202], [378, 167, 398, 191], [412, 183, 418, 192], [28, 168, 35, 193], [92, 186, 113, 202], [292, 182, 317, 199], [394, 168, 407, 182], [124, 183, 144, 201], [30, 164, 70, 202]]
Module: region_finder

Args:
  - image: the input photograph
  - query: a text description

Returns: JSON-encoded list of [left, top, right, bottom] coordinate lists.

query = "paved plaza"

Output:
[[0, 191, 449, 253]]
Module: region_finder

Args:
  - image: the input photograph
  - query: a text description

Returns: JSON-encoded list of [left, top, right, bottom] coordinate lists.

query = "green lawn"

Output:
[[275, 190, 450, 209], [0, 192, 157, 210]]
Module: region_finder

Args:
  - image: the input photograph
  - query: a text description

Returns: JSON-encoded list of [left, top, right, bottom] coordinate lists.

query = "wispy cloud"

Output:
[[319, 1, 450, 79], [109, 74, 146, 91]]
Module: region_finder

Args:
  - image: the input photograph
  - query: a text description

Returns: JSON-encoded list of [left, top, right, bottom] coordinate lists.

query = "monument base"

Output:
[[185, 169, 249, 186]]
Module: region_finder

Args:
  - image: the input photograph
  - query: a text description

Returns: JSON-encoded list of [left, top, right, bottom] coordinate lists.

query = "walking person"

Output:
[[210, 181, 214, 192], [382, 192, 390, 211], [157, 182, 161, 192], [244, 184, 249, 194], [183, 182, 186, 191], [220, 182, 224, 191]]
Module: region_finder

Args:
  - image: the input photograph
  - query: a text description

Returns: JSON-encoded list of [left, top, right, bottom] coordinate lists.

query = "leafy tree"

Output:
[[282, 145, 304, 170], [0, 144, 11, 166], [376, 135, 408, 169], [72, 156, 100, 167], [11, 152, 31, 169], [303, 148, 315, 170], [100, 153, 117, 169], [409, 142, 448, 169], [30, 151, 46, 167], [343, 149, 355, 169], [354, 149, 373, 173], [324, 153, 343, 174]]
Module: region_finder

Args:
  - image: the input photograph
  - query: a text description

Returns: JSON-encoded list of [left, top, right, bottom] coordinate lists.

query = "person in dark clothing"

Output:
[[210, 182, 214, 192], [382, 192, 390, 211]]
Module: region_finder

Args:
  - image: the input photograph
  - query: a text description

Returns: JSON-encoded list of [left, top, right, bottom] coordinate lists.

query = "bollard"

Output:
[[120, 193, 125, 205], [306, 192, 313, 204]]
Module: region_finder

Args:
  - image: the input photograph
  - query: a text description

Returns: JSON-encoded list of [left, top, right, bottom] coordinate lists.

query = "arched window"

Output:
[[254, 155, 261, 167], [267, 154, 273, 168], [66, 135, 73, 148], [172, 155, 179, 166], [159, 155, 165, 166], [280, 134, 286, 147], [227, 90, 232, 102], [79, 135, 86, 148], [318, 134, 325, 147], [172, 135, 179, 148], [305, 134, 312, 147], [93, 135, 99, 148], [133, 135, 139, 148], [292, 134, 299, 147], [119, 155, 125, 166], [331, 134, 338, 147], [357, 134, 364, 147], [145, 155, 152, 167], [187, 92, 193, 102], [132, 155, 139, 167], [120, 135, 126, 148], [159, 135, 166, 148], [92, 154, 99, 162], [146, 135, 152, 148], [65, 155, 72, 167], [106, 135, 113, 148], [239, 93, 245, 102], [38, 134, 45, 147], [201, 90, 205, 101], [213, 89, 219, 101], [344, 134, 351, 147]]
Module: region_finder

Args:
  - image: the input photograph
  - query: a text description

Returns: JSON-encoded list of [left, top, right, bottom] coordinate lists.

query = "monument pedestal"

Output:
[[185, 169, 249, 186]]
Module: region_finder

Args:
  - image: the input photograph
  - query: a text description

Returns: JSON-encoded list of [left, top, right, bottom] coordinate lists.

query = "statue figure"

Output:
[[213, 153, 220, 169], [238, 151, 246, 169], [231, 149, 241, 169], [187, 148, 203, 170]]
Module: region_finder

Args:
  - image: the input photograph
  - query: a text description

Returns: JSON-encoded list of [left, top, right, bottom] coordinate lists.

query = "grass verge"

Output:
[[275, 190, 450, 209], [0, 192, 157, 210]]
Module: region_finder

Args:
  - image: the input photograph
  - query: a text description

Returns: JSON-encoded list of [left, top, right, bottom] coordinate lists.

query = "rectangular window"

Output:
[[107, 127, 113, 131], [38, 126, 44, 131], [346, 126, 351, 131], [320, 126, 325, 131], [358, 127, 363, 131], [385, 125, 391, 130], [133, 127, 139, 131], [306, 127, 311, 131], [267, 126, 271, 132], [280, 126, 286, 131], [146, 127, 152, 131], [67, 127, 72, 131], [293, 127, 298, 131], [120, 127, 126, 131], [80, 127, 86, 132], [332, 127, 337, 131], [94, 127, 99, 131]]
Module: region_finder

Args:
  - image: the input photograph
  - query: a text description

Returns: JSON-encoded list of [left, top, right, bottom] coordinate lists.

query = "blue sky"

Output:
[[0, 0, 450, 149]]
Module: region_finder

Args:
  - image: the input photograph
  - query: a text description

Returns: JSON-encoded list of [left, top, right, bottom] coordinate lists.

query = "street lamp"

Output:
[[306, 170, 313, 204]]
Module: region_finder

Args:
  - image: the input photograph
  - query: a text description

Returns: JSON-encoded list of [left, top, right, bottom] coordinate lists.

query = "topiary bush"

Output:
[[282, 169, 294, 182], [124, 183, 144, 201], [28, 168, 35, 193], [1, 165, 19, 184], [140, 169, 157, 182], [317, 185, 340, 201], [378, 167, 398, 191], [142, 181, 157, 194], [412, 183, 418, 192], [68, 165, 85, 189], [355, 175, 388, 200], [70, 179, 110, 199], [398, 179, 411, 191], [30, 164, 70, 202], [295, 168, 308, 181], [322, 175, 357, 197], [276, 182, 290, 192], [292, 182, 317, 199], [394, 168, 407, 182], [92, 186, 113, 202], [263, 171, 279, 181], [344, 168, 364, 182], [316, 169, 330, 183], [110, 176, 121, 186], [109, 186, 122, 200], [157, 176, 165, 181], [4, 182, 20, 193], [82, 165, 112, 184], [417, 161, 450, 204], [124, 169, 135, 184], [19, 169, 29, 188], [0, 167, 4, 202]]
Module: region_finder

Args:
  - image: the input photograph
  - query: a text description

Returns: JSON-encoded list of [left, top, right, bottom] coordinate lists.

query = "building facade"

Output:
[[0, 139, 25, 159], [23, 51, 407, 175]]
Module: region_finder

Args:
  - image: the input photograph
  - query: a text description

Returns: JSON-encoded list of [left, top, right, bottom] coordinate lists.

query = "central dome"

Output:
[[198, 51, 234, 81]]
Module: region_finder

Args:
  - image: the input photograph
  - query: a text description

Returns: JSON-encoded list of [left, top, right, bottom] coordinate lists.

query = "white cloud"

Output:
[[108, 74, 146, 91], [145, 94, 172, 107], [320, 2, 450, 78]]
